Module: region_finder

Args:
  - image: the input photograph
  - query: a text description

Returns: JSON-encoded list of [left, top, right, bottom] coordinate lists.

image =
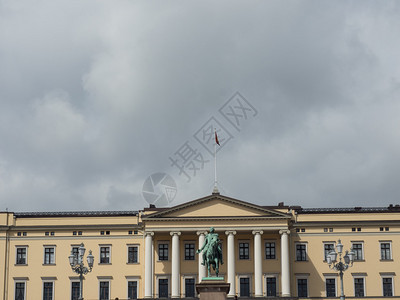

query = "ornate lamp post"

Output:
[[326, 239, 355, 300], [69, 243, 94, 300]]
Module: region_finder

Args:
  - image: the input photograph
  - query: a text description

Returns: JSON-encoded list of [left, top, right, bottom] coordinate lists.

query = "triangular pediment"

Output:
[[142, 194, 290, 220]]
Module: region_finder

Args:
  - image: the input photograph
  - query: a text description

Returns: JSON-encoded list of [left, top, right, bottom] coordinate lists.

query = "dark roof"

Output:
[[14, 211, 138, 218], [294, 205, 400, 214]]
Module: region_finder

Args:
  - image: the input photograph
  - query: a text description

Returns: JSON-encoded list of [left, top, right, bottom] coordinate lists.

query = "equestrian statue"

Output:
[[196, 227, 224, 277]]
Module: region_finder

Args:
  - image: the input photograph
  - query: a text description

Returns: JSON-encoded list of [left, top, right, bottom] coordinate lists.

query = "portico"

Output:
[[142, 194, 292, 298]]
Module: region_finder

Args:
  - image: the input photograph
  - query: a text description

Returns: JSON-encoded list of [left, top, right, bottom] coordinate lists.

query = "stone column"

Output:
[[252, 230, 263, 297], [279, 230, 291, 297], [197, 231, 207, 281], [144, 231, 154, 298], [225, 230, 237, 297], [171, 231, 181, 298]]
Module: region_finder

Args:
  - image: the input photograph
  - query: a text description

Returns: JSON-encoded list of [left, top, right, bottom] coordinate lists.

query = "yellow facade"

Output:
[[0, 193, 399, 299]]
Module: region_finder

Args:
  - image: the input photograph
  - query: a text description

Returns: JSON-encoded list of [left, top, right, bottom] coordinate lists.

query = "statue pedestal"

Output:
[[196, 279, 230, 300]]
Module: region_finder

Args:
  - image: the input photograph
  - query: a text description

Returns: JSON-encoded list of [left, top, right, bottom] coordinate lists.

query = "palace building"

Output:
[[1, 192, 400, 299]]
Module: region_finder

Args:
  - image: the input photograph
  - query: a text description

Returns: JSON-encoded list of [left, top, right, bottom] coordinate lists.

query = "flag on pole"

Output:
[[215, 131, 220, 146]]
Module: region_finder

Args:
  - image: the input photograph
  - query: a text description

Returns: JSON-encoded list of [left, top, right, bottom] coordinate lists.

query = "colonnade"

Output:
[[144, 229, 291, 298]]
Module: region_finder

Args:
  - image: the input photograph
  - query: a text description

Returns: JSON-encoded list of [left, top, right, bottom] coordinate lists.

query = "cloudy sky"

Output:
[[1, 1, 400, 212]]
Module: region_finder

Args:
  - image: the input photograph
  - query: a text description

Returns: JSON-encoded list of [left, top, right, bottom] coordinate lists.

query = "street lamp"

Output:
[[326, 239, 355, 300], [69, 243, 94, 300]]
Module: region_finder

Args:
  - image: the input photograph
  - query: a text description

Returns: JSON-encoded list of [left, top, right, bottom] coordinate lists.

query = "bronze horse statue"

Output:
[[197, 227, 223, 277]]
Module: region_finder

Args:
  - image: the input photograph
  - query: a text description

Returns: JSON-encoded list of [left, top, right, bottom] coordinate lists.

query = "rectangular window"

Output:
[[265, 242, 276, 259], [159, 279, 168, 298], [297, 278, 308, 297], [158, 243, 169, 261], [380, 243, 391, 260], [240, 278, 250, 297], [185, 243, 195, 260], [266, 277, 277, 297], [296, 244, 307, 261], [128, 281, 137, 299], [324, 243, 335, 261], [383, 278, 393, 297], [99, 281, 109, 300], [185, 278, 195, 297], [354, 278, 365, 297], [15, 282, 25, 300], [71, 282, 80, 300], [72, 247, 79, 259], [326, 278, 336, 297], [100, 246, 110, 264], [352, 243, 363, 260], [239, 242, 249, 260], [128, 246, 138, 263], [16, 247, 27, 265], [43, 282, 53, 300], [44, 247, 55, 264]]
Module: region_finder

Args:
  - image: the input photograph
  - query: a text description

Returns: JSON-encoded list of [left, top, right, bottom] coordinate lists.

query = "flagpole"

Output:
[[213, 129, 219, 194]]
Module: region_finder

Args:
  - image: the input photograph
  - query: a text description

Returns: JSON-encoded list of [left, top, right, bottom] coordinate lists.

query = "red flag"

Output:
[[215, 131, 220, 146]]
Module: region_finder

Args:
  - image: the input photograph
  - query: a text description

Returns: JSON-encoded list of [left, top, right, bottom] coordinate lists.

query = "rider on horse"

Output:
[[197, 227, 224, 276]]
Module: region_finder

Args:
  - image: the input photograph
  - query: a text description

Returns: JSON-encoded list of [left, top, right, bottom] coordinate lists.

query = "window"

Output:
[[185, 278, 195, 297], [324, 243, 335, 261], [43, 282, 53, 300], [159, 279, 168, 298], [78, 231, 82, 235], [100, 246, 110, 264], [296, 243, 307, 261], [15, 282, 25, 300], [239, 242, 249, 260], [128, 246, 138, 263], [17, 232, 22, 237], [72, 247, 79, 259], [44, 247, 55, 264], [352, 243, 363, 260], [297, 278, 308, 297], [23, 232, 27, 236], [106, 231, 110, 235], [158, 243, 169, 261], [100, 231, 104, 235], [380, 242, 391, 260], [73, 231, 77, 236], [265, 242, 276, 259], [383, 278, 393, 296], [71, 282, 80, 300], [185, 243, 195, 260], [266, 277, 277, 296], [326, 278, 336, 297], [128, 230, 133, 235], [240, 277, 250, 297], [16, 247, 27, 265], [45, 232, 49, 236], [354, 278, 365, 297], [128, 281, 137, 299], [99, 281, 109, 300]]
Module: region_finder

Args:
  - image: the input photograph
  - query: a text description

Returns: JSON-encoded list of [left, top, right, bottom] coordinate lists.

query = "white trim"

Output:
[[127, 244, 140, 264], [155, 274, 171, 298], [295, 242, 308, 261], [322, 242, 335, 262], [263, 273, 279, 297], [99, 245, 112, 264], [324, 275, 337, 297], [126, 277, 140, 299], [43, 246, 56, 265], [14, 280, 27, 300], [381, 275, 394, 297], [182, 274, 197, 297], [42, 280, 55, 300], [379, 241, 392, 260], [15, 246, 28, 265], [295, 275, 309, 297], [70, 279, 80, 300], [351, 241, 364, 261], [352, 275, 366, 297], [99, 280, 111, 300], [238, 274, 252, 297]]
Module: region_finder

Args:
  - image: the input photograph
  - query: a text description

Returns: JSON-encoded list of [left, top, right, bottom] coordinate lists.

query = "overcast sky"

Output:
[[1, 0, 400, 212]]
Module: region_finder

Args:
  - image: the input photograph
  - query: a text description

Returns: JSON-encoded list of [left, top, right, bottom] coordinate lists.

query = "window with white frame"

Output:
[[382, 277, 393, 297], [43, 281, 54, 300], [99, 246, 111, 264], [99, 281, 110, 300], [351, 242, 364, 261], [127, 245, 138, 264], [323, 242, 335, 261], [158, 242, 169, 261], [265, 241, 276, 259], [354, 277, 365, 297], [296, 243, 307, 261], [325, 277, 336, 297], [128, 281, 138, 299], [15, 281, 26, 300], [43, 246, 55, 265], [380, 242, 392, 260], [16, 247, 27, 265], [297, 277, 308, 297], [71, 281, 80, 300]]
